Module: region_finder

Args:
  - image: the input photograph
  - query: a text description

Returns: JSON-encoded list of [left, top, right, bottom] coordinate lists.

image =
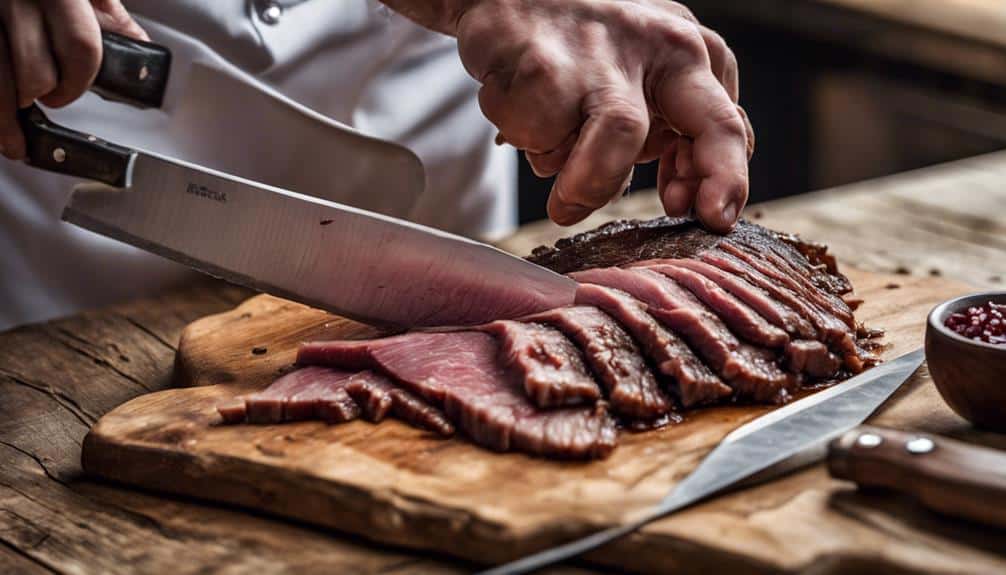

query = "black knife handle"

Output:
[[17, 105, 136, 187], [91, 31, 172, 109]]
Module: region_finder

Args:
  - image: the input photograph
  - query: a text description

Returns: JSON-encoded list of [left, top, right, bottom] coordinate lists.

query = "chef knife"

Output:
[[18, 35, 577, 327], [828, 425, 1006, 529], [479, 348, 927, 575]]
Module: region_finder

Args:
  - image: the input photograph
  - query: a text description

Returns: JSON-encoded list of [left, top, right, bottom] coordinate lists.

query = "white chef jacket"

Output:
[[0, 0, 516, 331]]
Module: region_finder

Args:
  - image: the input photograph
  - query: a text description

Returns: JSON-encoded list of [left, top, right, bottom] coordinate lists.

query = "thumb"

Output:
[[92, 0, 149, 41]]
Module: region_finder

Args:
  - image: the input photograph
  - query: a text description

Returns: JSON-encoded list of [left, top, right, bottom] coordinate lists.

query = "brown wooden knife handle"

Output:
[[828, 425, 1006, 529]]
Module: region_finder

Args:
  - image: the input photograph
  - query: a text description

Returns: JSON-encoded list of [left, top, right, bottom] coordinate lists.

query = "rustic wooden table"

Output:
[[3, 150, 1006, 574]]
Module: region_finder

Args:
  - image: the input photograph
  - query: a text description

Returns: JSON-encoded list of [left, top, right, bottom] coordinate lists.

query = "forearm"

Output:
[[378, 0, 476, 35]]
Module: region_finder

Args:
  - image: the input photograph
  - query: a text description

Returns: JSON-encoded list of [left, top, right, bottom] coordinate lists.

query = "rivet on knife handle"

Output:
[[17, 105, 137, 187], [92, 31, 172, 109], [828, 425, 1006, 529]]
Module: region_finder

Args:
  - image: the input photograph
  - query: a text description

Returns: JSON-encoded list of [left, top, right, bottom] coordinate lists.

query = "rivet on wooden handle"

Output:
[[828, 425, 1006, 529]]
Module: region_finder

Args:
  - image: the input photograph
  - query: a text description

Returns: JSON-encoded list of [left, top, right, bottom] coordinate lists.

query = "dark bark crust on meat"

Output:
[[528, 217, 854, 299]]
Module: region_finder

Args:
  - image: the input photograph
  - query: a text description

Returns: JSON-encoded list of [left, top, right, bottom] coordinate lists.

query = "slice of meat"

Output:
[[522, 306, 673, 419], [285, 368, 362, 423], [634, 262, 790, 348], [344, 376, 454, 435], [574, 284, 732, 407], [729, 221, 854, 297], [216, 366, 361, 425], [298, 332, 618, 459], [217, 399, 248, 424], [784, 340, 842, 379], [480, 321, 602, 409], [634, 260, 839, 379], [701, 249, 863, 372], [721, 241, 855, 328], [655, 258, 817, 340], [217, 367, 453, 434], [260, 367, 359, 424], [571, 267, 797, 403]]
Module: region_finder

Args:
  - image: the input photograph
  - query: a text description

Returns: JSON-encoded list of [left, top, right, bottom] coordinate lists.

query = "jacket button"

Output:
[[260, 2, 283, 25]]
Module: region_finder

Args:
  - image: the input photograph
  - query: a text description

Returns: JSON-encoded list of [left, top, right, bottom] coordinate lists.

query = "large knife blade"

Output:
[[17, 32, 575, 327], [18, 105, 577, 327], [480, 348, 926, 575]]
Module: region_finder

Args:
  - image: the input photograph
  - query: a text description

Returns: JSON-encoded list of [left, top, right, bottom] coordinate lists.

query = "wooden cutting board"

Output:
[[81, 268, 1006, 574]]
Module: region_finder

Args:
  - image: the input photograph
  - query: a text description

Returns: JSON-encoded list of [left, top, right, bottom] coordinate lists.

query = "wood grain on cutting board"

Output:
[[81, 269, 1006, 574]]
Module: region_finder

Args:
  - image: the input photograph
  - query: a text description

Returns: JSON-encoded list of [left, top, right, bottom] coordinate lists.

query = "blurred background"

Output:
[[516, 0, 1006, 224]]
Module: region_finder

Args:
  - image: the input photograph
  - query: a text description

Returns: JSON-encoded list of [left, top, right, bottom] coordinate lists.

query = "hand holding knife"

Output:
[[17, 32, 577, 328]]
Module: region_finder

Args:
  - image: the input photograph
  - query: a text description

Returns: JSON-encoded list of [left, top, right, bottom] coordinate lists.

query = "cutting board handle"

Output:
[[828, 425, 1006, 529], [17, 105, 136, 187], [91, 31, 171, 109]]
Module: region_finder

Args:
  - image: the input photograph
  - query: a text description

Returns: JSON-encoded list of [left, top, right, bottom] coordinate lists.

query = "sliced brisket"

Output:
[[344, 376, 455, 435], [220, 216, 878, 460], [571, 267, 797, 403], [217, 367, 453, 434], [721, 241, 855, 329], [784, 340, 842, 379], [702, 248, 865, 372], [633, 261, 790, 347], [479, 320, 602, 409], [635, 260, 841, 379], [239, 366, 360, 424], [298, 332, 617, 459], [664, 258, 817, 340], [573, 284, 732, 407], [522, 306, 673, 419]]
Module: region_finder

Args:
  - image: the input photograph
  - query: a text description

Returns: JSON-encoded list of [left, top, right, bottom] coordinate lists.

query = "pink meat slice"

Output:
[[634, 262, 790, 348], [721, 241, 855, 328], [701, 249, 863, 372], [573, 284, 732, 407], [522, 306, 673, 419], [479, 321, 602, 409], [648, 259, 817, 339], [243, 366, 360, 424], [784, 340, 842, 379], [344, 376, 455, 435], [636, 260, 840, 380], [571, 267, 797, 403], [298, 332, 617, 459], [216, 367, 453, 434]]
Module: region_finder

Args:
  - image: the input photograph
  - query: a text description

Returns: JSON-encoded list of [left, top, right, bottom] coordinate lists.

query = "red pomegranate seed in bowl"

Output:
[[944, 301, 1006, 345]]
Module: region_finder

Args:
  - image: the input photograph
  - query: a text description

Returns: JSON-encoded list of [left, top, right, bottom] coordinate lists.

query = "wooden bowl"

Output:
[[926, 292, 1006, 432]]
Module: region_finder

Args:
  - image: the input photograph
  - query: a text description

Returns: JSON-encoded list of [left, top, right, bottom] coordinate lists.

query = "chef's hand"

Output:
[[0, 0, 147, 160], [382, 0, 754, 233]]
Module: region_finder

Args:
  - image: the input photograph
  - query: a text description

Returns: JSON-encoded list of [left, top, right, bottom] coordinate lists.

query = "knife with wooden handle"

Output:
[[828, 425, 1006, 529]]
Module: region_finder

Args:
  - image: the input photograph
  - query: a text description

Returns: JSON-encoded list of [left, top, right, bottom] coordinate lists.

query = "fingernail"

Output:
[[722, 201, 739, 226], [550, 202, 592, 226]]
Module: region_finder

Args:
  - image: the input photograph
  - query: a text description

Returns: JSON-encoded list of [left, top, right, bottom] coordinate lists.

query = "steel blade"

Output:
[[480, 348, 926, 575], [63, 151, 577, 326]]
